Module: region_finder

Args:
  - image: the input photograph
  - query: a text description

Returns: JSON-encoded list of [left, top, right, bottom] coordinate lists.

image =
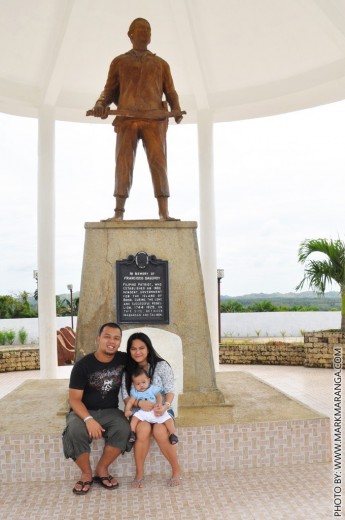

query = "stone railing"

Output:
[[220, 331, 345, 368], [219, 341, 305, 366], [0, 347, 39, 372], [304, 330, 345, 368]]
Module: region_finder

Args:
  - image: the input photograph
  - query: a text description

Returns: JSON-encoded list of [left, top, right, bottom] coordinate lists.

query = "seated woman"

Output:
[[122, 332, 182, 488]]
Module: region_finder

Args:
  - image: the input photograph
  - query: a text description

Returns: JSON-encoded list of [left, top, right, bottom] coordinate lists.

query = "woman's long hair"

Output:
[[125, 332, 166, 394]]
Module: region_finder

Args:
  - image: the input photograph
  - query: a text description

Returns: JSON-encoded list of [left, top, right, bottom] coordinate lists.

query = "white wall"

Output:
[[0, 317, 76, 344], [221, 311, 341, 337], [1, 312, 342, 343]]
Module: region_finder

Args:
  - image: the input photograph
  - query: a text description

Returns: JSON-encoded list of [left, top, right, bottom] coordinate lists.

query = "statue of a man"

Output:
[[90, 18, 185, 220]]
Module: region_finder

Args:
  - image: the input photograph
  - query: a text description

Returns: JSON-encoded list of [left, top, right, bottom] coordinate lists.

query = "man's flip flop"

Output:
[[72, 479, 93, 495], [93, 475, 119, 490]]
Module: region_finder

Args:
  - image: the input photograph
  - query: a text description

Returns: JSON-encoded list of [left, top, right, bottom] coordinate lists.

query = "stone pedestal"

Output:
[[76, 220, 225, 409]]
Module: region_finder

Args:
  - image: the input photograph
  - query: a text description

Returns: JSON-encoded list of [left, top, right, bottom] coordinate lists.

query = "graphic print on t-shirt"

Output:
[[89, 367, 123, 398]]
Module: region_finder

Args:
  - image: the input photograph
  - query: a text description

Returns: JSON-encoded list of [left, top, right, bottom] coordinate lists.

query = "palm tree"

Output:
[[55, 295, 70, 317], [296, 238, 345, 331]]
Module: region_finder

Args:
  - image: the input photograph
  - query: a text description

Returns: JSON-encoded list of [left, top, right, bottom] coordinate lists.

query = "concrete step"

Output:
[[1, 415, 331, 483], [0, 375, 331, 483]]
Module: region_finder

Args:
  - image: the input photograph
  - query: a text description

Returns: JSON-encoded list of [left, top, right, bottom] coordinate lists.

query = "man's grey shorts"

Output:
[[62, 408, 130, 461]]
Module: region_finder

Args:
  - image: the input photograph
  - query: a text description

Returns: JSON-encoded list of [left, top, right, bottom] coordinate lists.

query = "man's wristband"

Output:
[[83, 415, 93, 423]]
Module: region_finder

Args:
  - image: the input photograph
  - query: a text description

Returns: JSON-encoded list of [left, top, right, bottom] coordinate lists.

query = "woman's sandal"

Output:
[[93, 475, 119, 490], [167, 477, 183, 487], [131, 477, 144, 489], [72, 479, 93, 495], [169, 433, 179, 445]]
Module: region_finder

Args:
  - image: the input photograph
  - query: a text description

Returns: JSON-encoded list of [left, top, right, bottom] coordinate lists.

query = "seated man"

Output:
[[62, 322, 130, 494]]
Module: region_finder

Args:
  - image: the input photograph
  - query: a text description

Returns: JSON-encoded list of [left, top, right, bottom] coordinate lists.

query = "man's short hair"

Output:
[[98, 322, 122, 336]]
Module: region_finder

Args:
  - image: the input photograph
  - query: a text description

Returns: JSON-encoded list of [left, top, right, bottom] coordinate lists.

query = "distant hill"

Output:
[[27, 291, 80, 308], [58, 291, 80, 300], [221, 291, 340, 311]]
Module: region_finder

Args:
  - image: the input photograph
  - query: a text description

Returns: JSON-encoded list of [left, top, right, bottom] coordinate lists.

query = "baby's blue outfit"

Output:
[[130, 384, 161, 403], [130, 383, 171, 425]]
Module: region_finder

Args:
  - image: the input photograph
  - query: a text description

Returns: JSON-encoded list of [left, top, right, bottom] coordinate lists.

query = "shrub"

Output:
[[5, 329, 16, 344], [0, 330, 6, 345], [18, 327, 28, 345]]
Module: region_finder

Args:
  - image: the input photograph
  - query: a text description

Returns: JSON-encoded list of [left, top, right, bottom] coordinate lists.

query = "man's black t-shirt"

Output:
[[69, 351, 127, 410]]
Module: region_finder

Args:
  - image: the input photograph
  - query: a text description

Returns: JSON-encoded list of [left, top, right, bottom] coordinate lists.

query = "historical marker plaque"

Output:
[[116, 251, 169, 324]]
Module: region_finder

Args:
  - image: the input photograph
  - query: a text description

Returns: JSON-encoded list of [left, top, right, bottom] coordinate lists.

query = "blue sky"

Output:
[[1, 100, 344, 297]]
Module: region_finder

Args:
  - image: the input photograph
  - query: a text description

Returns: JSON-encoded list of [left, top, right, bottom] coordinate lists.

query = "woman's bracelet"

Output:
[[83, 415, 93, 422]]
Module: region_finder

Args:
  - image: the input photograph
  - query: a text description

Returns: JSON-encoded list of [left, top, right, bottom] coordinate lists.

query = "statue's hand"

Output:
[[93, 104, 110, 119], [174, 115, 183, 124]]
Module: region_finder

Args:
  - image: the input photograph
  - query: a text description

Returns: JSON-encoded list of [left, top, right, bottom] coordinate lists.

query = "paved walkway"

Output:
[[0, 364, 340, 519], [219, 363, 334, 417]]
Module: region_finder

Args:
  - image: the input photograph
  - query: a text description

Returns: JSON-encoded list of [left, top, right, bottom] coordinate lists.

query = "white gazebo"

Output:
[[2, 0, 345, 376]]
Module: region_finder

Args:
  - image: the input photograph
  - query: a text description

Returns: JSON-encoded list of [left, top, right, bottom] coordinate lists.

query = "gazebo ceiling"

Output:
[[1, 0, 345, 123]]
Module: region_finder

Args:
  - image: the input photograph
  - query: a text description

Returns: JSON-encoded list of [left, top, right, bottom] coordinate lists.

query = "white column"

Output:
[[197, 109, 219, 370], [37, 106, 57, 378]]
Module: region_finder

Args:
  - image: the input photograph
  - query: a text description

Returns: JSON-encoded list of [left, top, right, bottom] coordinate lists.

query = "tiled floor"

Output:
[[0, 464, 333, 520], [0, 364, 340, 519]]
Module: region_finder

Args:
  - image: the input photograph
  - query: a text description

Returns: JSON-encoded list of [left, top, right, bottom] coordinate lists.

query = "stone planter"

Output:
[[303, 330, 345, 368], [219, 332, 345, 368], [0, 347, 39, 372], [219, 341, 305, 366]]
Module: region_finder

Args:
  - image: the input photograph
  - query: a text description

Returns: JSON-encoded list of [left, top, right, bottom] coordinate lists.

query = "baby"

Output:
[[124, 367, 178, 445]]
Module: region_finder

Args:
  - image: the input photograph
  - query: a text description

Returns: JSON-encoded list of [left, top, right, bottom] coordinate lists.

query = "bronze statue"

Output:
[[87, 18, 186, 220]]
